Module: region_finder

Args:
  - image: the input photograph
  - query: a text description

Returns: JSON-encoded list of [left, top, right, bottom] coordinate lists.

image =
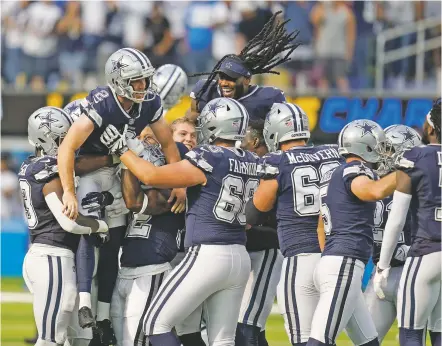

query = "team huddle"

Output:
[[19, 13, 441, 346]]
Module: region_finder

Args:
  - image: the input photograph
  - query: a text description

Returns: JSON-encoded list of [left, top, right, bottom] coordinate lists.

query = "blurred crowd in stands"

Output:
[[1, 0, 441, 94]]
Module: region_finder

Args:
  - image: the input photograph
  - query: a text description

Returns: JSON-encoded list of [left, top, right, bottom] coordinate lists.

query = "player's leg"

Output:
[[307, 256, 375, 346], [110, 276, 126, 346], [23, 247, 77, 346], [75, 235, 96, 328], [204, 252, 251, 346], [95, 174, 127, 344], [144, 245, 250, 346], [364, 266, 403, 342], [126, 271, 167, 346], [76, 173, 101, 319], [236, 249, 283, 346], [428, 280, 441, 346], [345, 290, 379, 346], [176, 305, 206, 346], [277, 253, 321, 346], [397, 253, 441, 346]]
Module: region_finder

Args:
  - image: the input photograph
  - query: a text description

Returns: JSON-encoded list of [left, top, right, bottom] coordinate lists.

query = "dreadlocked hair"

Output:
[[191, 11, 300, 101], [430, 98, 441, 143]]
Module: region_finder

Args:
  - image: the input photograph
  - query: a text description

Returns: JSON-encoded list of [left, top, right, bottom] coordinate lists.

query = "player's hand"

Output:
[[126, 137, 145, 156], [81, 192, 114, 213], [169, 187, 186, 214], [62, 191, 78, 220], [100, 124, 129, 156], [94, 231, 110, 246], [105, 192, 129, 218], [393, 244, 410, 262], [373, 265, 390, 300]]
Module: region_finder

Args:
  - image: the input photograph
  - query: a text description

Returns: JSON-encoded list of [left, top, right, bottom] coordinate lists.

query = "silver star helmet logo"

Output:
[[38, 110, 57, 132], [206, 100, 224, 117], [400, 128, 416, 144], [355, 121, 377, 137], [111, 55, 129, 75], [225, 62, 233, 69]]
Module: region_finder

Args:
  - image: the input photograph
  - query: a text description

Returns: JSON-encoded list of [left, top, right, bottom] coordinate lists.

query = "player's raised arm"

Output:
[[150, 117, 180, 164], [121, 166, 171, 216], [58, 111, 95, 219], [186, 98, 200, 123], [350, 171, 396, 201]]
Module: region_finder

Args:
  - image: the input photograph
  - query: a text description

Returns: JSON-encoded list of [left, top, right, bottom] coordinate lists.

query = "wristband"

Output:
[[139, 193, 149, 214], [96, 220, 109, 233]]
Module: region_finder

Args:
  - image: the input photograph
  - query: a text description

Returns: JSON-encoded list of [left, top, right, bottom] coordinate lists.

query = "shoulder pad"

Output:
[[260, 86, 286, 102], [395, 155, 415, 170], [257, 152, 282, 179], [343, 163, 375, 180], [79, 98, 102, 128], [32, 156, 59, 182], [176, 142, 189, 159], [185, 145, 223, 173], [190, 79, 214, 99], [142, 93, 163, 123]]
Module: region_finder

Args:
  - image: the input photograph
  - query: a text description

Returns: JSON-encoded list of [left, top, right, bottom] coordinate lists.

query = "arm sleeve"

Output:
[[377, 190, 412, 269], [245, 199, 268, 226], [45, 192, 107, 234], [189, 79, 207, 100]]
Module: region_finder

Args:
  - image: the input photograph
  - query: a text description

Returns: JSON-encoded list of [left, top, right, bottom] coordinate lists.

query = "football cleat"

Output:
[[78, 306, 96, 329], [96, 319, 117, 346]]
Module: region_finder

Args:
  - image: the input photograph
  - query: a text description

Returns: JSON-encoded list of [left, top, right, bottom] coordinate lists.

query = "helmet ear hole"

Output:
[[367, 146, 373, 152], [269, 134, 275, 140], [208, 126, 216, 131]]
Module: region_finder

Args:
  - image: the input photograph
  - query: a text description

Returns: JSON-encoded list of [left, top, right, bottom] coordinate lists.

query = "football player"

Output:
[[170, 118, 197, 151], [109, 128, 188, 346], [99, 98, 257, 346], [246, 103, 343, 345], [152, 64, 188, 115], [375, 100, 441, 346], [306, 120, 397, 346], [238, 119, 283, 346], [364, 125, 421, 342], [58, 48, 185, 341], [187, 11, 300, 123], [20, 107, 109, 346]]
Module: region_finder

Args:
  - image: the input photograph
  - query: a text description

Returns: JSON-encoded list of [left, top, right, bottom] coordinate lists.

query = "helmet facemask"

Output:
[[118, 75, 155, 104]]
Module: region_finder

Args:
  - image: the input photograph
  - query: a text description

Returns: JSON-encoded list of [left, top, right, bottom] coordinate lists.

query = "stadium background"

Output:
[[1, 1, 440, 345]]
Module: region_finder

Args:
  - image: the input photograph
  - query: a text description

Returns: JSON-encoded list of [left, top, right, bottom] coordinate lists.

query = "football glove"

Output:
[[81, 192, 114, 213], [100, 124, 129, 156], [373, 265, 390, 300]]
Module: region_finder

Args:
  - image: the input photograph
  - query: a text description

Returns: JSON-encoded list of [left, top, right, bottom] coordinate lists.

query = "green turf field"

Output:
[[1, 278, 430, 345]]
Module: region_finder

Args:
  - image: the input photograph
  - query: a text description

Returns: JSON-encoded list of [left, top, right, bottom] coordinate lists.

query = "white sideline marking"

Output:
[[1, 292, 33, 303]]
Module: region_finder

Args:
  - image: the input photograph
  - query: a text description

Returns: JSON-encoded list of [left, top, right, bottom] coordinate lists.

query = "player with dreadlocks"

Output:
[[374, 98, 441, 346], [187, 11, 300, 123]]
